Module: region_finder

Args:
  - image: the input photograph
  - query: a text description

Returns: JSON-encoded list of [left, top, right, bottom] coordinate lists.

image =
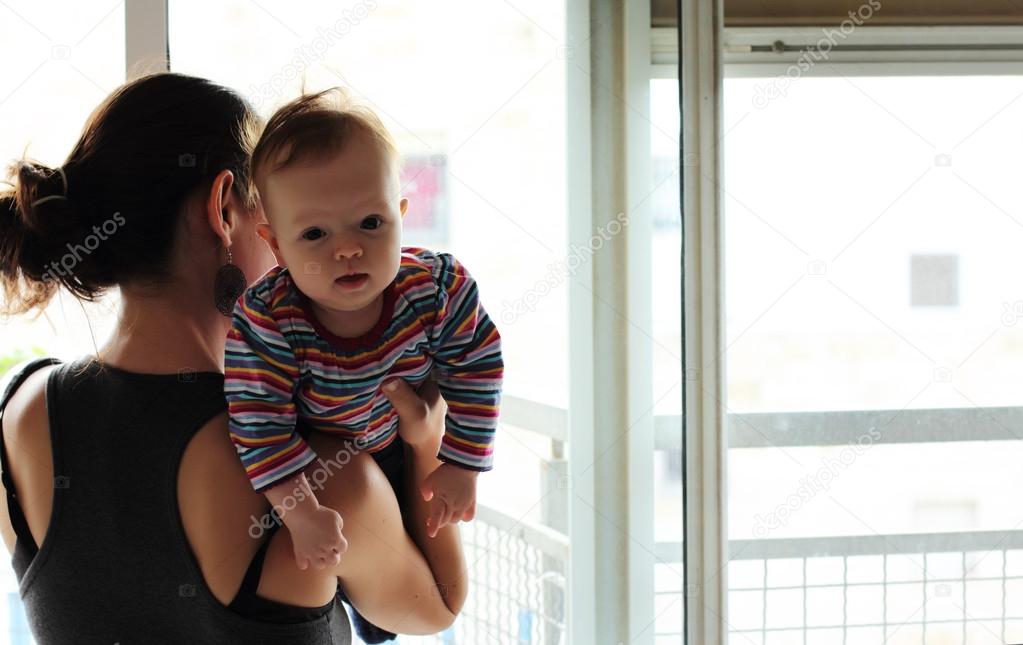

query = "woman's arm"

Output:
[[257, 378, 468, 635], [384, 379, 469, 614], [330, 378, 468, 633]]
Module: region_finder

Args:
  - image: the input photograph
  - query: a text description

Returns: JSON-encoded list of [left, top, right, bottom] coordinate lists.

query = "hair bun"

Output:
[[14, 161, 82, 239], [2, 160, 115, 307], [0, 190, 58, 314]]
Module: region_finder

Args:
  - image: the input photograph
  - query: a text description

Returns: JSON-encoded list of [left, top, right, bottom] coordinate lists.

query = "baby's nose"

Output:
[[333, 242, 363, 260]]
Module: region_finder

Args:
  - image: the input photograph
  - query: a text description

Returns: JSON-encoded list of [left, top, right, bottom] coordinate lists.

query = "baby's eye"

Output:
[[301, 228, 326, 241], [361, 216, 382, 230]]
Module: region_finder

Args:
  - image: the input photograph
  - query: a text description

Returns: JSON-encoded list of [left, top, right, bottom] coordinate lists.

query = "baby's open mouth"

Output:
[[335, 273, 369, 285]]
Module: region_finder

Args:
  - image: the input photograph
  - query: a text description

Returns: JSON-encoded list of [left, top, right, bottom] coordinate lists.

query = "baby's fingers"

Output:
[[427, 499, 447, 538], [335, 533, 349, 555], [439, 503, 458, 531], [319, 547, 342, 567], [461, 499, 476, 522]]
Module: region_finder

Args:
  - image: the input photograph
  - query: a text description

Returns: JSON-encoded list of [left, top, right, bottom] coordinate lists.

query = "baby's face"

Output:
[[260, 132, 407, 314]]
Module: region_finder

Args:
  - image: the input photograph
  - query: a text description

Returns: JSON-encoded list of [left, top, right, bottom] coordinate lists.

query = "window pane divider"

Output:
[[126, 0, 168, 78]]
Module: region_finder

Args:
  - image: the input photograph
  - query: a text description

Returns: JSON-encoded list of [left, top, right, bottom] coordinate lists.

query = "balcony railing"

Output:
[[3, 395, 1019, 644], [415, 395, 1023, 644]]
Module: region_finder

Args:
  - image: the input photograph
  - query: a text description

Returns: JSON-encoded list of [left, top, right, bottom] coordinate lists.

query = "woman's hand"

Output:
[[383, 379, 477, 536], [383, 378, 446, 452], [377, 376, 470, 618]]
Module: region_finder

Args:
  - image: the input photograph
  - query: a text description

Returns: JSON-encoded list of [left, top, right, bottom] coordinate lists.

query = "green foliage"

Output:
[[0, 347, 48, 381]]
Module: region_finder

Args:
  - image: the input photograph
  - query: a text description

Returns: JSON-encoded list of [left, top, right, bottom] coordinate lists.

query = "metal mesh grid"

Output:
[[653, 540, 1023, 644], [404, 512, 566, 645]]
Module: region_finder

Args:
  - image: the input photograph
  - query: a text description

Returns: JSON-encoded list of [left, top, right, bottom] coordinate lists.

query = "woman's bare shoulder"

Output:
[[178, 408, 270, 604], [0, 365, 58, 552]]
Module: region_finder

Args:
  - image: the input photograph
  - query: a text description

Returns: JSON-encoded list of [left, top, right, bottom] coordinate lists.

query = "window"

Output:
[[169, 2, 569, 642], [0, 2, 125, 366], [170, 0, 568, 409], [720, 68, 1023, 644], [651, 77, 685, 643], [1, 3, 573, 643], [0, 6, 125, 643], [910, 254, 960, 307]]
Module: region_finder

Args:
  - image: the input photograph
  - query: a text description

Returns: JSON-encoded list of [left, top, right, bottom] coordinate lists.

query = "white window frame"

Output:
[[656, 17, 1023, 645], [655, 24, 1023, 79], [566, 1, 658, 643], [119, 2, 663, 643]]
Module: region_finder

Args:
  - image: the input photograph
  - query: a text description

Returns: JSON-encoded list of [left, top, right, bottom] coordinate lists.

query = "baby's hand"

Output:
[[287, 505, 347, 570], [420, 463, 478, 538]]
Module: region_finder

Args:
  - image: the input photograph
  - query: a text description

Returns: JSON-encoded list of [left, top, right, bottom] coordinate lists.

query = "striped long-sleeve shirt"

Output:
[[225, 247, 503, 493]]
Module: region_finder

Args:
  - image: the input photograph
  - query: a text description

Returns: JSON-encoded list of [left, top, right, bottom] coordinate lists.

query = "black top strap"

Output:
[[236, 527, 274, 600], [227, 522, 334, 624]]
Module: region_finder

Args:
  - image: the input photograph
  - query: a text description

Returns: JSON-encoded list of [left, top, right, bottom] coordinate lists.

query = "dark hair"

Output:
[[250, 87, 399, 202], [0, 73, 261, 315]]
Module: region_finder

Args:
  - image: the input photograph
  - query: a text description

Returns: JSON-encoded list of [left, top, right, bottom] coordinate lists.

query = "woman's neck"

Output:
[[97, 286, 229, 375]]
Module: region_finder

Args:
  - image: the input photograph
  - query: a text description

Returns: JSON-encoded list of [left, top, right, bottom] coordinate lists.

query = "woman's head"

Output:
[[0, 72, 270, 316]]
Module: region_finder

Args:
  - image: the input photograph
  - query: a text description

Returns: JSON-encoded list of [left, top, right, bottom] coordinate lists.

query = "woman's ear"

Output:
[[399, 198, 409, 218], [257, 223, 288, 268], [205, 169, 236, 249]]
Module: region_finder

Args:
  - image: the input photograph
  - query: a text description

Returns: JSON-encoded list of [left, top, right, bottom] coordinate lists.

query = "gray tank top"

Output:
[[0, 357, 351, 644]]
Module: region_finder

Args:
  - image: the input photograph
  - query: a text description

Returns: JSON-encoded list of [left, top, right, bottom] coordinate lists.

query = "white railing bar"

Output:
[[500, 395, 567, 443], [678, 574, 1023, 593], [474, 504, 570, 562], [722, 405, 1023, 449], [501, 396, 1023, 450], [728, 616, 1023, 633], [652, 529, 1023, 562]]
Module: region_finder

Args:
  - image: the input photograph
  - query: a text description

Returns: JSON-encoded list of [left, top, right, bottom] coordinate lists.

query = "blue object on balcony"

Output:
[[517, 608, 535, 643], [8, 592, 30, 645]]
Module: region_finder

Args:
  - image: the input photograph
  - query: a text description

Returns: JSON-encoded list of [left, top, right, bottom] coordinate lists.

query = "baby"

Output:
[[224, 89, 503, 575]]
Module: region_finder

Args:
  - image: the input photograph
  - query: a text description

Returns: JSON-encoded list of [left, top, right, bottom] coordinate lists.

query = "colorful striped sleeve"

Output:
[[428, 253, 504, 472], [224, 284, 318, 493]]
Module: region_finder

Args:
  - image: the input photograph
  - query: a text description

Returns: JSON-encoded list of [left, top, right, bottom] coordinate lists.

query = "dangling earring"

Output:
[[214, 246, 247, 316]]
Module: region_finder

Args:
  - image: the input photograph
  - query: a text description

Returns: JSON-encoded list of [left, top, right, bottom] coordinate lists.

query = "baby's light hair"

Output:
[[250, 88, 401, 201]]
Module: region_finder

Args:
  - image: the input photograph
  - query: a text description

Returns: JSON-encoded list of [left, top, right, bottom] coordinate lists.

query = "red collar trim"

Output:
[[297, 281, 398, 351]]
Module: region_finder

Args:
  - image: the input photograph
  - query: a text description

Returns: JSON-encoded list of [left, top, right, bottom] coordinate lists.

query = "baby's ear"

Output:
[[399, 198, 409, 218], [257, 223, 288, 267]]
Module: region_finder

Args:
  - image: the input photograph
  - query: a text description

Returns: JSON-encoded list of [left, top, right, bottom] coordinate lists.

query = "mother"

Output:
[[0, 73, 466, 644]]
